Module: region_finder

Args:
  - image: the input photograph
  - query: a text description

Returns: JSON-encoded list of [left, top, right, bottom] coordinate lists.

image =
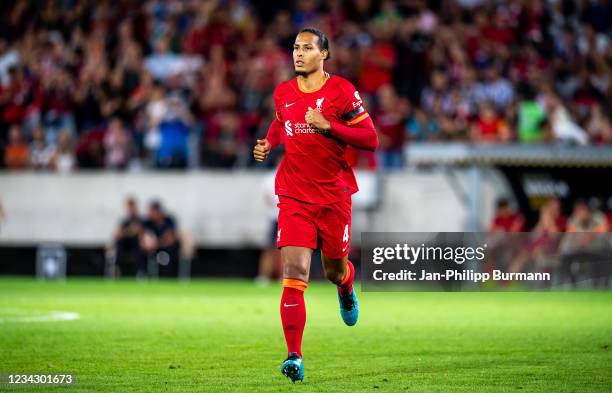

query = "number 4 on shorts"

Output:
[[342, 224, 349, 243]]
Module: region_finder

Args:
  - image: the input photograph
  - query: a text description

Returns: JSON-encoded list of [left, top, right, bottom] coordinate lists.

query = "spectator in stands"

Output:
[[375, 85, 408, 169], [104, 117, 132, 170], [1, 66, 31, 134], [156, 95, 193, 169], [517, 83, 546, 143], [406, 108, 439, 142], [490, 198, 525, 232], [474, 64, 514, 111], [507, 198, 566, 276], [544, 92, 589, 145], [143, 84, 166, 161], [202, 111, 244, 168], [41, 66, 76, 142], [359, 19, 396, 96], [0, 38, 19, 86], [533, 198, 567, 233], [142, 200, 180, 277], [144, 38, 178, 82], [560, 199, 610, 286], [436, 112, 469, 141], [76, 128, 105, 169], [113, 197, 145, 277], [421, 70, 454, 116], [144, 38, 203, 83], [29, 126, 54, 170], [566, 199, 608, 233], [4, 124, 29, 170], [50, 129, 75, 173], [586, 103, 612, 144], [457, 68, 480, 118], [470, 101, 510, 143]]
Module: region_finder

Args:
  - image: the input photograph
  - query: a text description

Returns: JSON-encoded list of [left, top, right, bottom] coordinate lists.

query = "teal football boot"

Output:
[[338, 288, 359, 326], [280, 352, 304, 382]]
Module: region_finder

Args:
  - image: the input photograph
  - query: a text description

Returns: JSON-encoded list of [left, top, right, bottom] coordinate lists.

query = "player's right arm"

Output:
[[253, 116, 283, 162], [254, 89, 284, 162]]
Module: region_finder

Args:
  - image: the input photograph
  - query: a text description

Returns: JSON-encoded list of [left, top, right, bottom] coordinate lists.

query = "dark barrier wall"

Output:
[[0, 247, 262, 278], [498, 166, 612, 228]]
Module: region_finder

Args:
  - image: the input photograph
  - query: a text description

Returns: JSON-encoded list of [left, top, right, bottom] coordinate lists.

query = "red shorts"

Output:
[[276, 195, 352, 259]]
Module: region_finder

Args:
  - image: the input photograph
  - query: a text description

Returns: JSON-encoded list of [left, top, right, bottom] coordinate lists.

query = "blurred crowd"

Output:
[[491, 196, 612, 234], [0, 0, 610, 171], [489, 196, 611, 285]]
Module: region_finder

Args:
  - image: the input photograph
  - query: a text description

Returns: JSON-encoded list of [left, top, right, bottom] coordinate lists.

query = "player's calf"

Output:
[[323, 264, 345, 284], [280, 278, 307, 358], [322, 256, 353, 292], [322, 256, 359, 326]]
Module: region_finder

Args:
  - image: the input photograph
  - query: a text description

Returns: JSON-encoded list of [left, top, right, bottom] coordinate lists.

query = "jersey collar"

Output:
[[296, 72, 331, 93]]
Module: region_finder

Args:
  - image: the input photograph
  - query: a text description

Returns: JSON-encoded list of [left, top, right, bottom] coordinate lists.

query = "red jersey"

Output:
[[491, 212, 525, 232], [270, 74, 372, 204]]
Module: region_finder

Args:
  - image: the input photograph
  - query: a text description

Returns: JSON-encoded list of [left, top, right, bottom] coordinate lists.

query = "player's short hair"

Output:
[[298, 27, 330, 61]]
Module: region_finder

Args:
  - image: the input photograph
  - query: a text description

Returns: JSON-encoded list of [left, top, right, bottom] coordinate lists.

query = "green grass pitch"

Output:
[[0, 278, 610, 392]]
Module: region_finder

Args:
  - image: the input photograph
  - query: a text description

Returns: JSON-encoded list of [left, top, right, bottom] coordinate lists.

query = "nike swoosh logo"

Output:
[[283, 303, 299, 307], [285, 102, 296, 108], [342, 245, 349, 253]]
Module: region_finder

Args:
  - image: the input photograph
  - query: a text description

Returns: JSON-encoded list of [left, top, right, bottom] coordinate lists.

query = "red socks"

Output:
[[280, 279, 307, 357], [338, 260, 355, 297], [279, 263, 354, 358]]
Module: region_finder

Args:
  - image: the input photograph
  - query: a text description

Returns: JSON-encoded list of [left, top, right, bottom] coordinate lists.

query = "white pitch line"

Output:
[[0, 311, 80, 323]]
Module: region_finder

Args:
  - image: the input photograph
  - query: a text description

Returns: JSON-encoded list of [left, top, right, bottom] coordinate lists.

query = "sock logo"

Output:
[[283, 303, 299, 307]]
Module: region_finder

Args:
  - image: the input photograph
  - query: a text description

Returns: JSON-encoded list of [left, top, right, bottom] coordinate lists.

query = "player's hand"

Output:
[[305, 107, 331, 131], [253, 138, 271, 162]]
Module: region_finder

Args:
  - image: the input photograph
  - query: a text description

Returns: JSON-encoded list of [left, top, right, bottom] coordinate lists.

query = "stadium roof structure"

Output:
[[406, 143, 612, 167]]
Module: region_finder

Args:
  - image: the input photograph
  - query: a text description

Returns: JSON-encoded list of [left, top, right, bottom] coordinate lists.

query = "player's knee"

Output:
[[283, 259, 309, 281], [281, 247, 312, 282]]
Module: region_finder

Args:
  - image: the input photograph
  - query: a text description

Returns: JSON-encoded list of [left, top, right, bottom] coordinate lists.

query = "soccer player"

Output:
[[253, 27, 378, 382]]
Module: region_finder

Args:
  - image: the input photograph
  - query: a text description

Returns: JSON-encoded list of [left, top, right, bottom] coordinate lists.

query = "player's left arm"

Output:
[[326, 114, 378, 152], [305, 84, 378, 151]]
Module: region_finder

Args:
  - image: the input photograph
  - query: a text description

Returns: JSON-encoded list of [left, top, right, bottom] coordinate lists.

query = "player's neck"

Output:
[[297, 69, 329, 93]]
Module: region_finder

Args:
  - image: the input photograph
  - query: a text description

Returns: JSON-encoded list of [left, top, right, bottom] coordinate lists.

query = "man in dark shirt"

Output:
[[142, 200, 180, 277], [114, 197, 145, 277]]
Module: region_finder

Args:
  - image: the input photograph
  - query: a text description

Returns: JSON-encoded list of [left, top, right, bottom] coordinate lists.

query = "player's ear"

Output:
[[321, 50, 328, 61]]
